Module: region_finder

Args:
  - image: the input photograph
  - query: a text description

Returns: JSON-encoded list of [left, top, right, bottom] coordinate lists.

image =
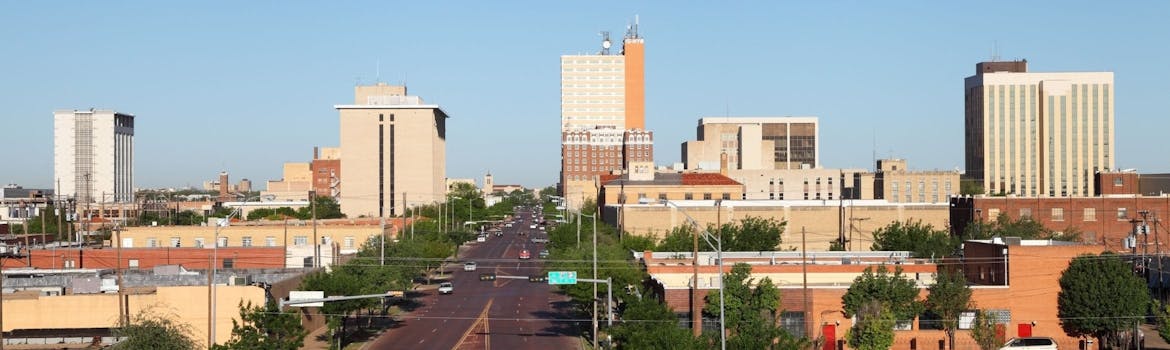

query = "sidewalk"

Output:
[[1142, 324, 1170, 350]]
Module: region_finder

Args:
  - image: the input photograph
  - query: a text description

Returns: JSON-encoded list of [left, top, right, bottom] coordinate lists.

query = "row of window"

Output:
[[985, 207, 1125, 222], [563, 107, 624, 112], [562, 76, 624, 81], [562, 67, 624, 72], [134, 236, 358, 249], [562, 83, 622, 88], [563, 59, 622, 65]]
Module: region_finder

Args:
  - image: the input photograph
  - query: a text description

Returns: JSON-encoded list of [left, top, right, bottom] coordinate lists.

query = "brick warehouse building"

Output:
[[1, 247, 285, 270], [950, 171, 1170, 249], [639, 239, 1105, 349]]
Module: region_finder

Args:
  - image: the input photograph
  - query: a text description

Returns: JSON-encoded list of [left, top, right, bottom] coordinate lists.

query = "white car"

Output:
[[438, 282, 454, 294], [477, 235, 486, 242], [998, 337, 1057, 350], [464, 262, 477, 271]]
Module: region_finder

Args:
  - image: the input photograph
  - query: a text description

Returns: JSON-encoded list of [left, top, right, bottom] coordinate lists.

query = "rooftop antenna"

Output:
[[991, 40, 1001, 62], [872, 129, 876, 171], [600, 31, 611, 55], [376, 59, 381, 83]]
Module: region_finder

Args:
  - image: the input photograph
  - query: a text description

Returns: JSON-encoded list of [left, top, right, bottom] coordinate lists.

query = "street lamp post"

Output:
[[579, 211, 598, 349], [661, 199, 725, 350], [208, 195, 267, 348]]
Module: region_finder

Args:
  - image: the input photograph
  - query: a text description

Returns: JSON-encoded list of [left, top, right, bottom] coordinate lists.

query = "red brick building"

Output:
[[1, 247, 285, 270]]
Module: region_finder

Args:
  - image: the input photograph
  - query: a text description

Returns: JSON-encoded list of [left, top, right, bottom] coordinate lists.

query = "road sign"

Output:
[[548, 271, 577, 285]]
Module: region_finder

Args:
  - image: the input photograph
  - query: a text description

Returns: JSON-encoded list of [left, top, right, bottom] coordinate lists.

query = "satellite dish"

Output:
[[602, 40, 611, 49]]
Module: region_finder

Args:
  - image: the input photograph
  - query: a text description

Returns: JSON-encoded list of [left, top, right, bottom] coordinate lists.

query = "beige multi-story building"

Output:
[[560, 23, 648, 209], [964, 60, 1115, 197], [872, 159, 960, 204], [336, 83, 448, 217], [683, 117, 819, 171], [728, 168, 863, 201], [262, 162, 312, 201], [53, 109, 135, 203]]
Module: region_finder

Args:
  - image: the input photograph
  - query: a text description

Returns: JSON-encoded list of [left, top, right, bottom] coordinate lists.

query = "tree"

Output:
[[609, 295, 703, 350], [1058, 252, 1149, 347], [113, 308, 201, 350], [704, 263, 809, 349], [925, 269, 973, 350], [656, 226, 709, 252], [717, 216, 787, 251], [213, 301, 306, 350], [970, 310, 1003, 350], [962, 212, 1079, 242], [960, 179, 984, 195], [842, 265, 923, 326], [870, 220, 958, 258], [847, 300, 896, 350], [297, 196, 345, 220]]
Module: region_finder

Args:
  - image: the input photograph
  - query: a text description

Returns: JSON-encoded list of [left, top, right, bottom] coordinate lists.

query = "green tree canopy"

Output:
[[963, 212, 1080, 242], [842, 265, 923, 324], [703, 263, 809, 349], [847, 300, 896, 350], [1058, 252, 1149, 346], [609, 294, 704, 350], [715, 216, 787, 251], [870, 220, 958, 258], [213, 301, 306, 350], [113, 308, 201, 350], [970, 310, 1003, 350], [925, 268, 973, 350]]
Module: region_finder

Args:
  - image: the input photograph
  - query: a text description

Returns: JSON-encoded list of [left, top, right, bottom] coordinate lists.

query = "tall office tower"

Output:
[[682, 117, 819, 171], [336, 83, 448, 217], [53, 109, 135, 203], [964, 60, 1114, 197], [560, 20, 648, 204]]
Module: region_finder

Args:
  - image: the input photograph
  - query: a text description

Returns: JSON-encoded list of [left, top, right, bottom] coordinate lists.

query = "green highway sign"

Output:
[[548, 271, 578, 285]]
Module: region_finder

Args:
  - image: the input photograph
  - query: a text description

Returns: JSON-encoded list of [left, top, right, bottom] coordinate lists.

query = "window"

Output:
[[344, 236, 355, 249], [128, 259, 139, 269], [217, 237, 228, 247], [1084, 208, 1096, 221], [241, 236, 253, 247], [194, 238, 205, 248], [684, 193, 693, 200], [1052, 208, 1065, 221], [294, 236, 308, 246], [170, 237, 181, 248], [1114, 177, 1123, 186], [703, 193, 712, 200], [988, 208, 1000, 219], [223, 258, 234, 269], [147, 238, 158, 248], [658, 193, 667, 200], [265, 236, 277, 247], [722, 193, 731, 200], [1118, 208, 1128, 220], [1019, 208, 1031, 218]]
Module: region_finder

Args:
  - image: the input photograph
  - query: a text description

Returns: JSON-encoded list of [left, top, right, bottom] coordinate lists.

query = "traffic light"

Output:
[[528, 275, 548, 283], [479, 273, 497, 281]]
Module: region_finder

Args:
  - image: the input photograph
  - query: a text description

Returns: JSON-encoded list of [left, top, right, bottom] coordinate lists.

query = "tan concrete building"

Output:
[[1, 285, 264, 346], [262, 162, 313, 201], [728, 168, 863, 201], [683, 117, 819, 171], [872, 158, 961, 204], [607, 199, 949, 251], [964, 60, 1115, 197], [337, 83, 448, 217]]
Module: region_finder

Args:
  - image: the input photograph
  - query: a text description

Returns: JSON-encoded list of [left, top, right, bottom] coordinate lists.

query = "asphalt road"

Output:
[[367, 209, 581, 350]]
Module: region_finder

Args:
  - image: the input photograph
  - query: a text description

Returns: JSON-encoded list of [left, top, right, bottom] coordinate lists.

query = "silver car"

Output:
[[999, 337, 1057, 350]]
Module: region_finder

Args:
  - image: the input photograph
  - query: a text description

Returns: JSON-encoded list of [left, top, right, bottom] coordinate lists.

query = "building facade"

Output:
[[262, 162, 313, 202], [683, 117, 819, 171], [53, 109, 135, 203], [559, 22, 649, 208], [337, 83, 448, 217], [872, 158, 961, 204], [311, 147, 341, 198], [964, 60, 1115, 197]]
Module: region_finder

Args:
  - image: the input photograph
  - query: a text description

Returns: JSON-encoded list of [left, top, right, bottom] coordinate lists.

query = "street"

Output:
[[366, 209, 581, 350]]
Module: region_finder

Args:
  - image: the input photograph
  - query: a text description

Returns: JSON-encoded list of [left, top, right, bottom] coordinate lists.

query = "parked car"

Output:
[[519, 249, 531, 260], [438, 282, 454, 294], [477, 235, 487, 242], [998, 337, 1057, 350], [464, 262, 477, 271]]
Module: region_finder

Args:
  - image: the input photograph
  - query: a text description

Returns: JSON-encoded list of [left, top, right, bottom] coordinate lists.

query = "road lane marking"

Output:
[[452, 298, 494, 349]]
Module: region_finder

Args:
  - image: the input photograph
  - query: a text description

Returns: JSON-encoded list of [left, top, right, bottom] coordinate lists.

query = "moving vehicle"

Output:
[[464, 262, 477, 271], [998, 337, 1057, 350], [530, 238, 549, 244], [438, 282, 454, 294], [519, 249, 531, 260], [538, 250, 550, 259], [477, 235, 487, 242]]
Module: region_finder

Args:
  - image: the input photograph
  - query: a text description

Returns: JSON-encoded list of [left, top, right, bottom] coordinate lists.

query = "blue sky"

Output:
[[3, 1, 1168, 190]]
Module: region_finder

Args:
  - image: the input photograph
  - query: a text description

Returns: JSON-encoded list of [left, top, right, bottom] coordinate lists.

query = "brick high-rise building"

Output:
[[560, 20, 651, 207], [964, 60, 1115, 197]]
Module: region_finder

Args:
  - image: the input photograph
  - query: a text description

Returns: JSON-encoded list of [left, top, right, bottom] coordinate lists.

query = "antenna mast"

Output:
[[600, 31, 611, 55]]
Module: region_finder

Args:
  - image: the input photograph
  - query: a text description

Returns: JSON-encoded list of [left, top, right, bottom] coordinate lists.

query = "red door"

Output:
[[822, 324, 836, 350], [1018, 323, 1033, 337]]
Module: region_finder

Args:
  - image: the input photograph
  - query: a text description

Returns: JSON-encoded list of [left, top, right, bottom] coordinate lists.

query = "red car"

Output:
[[519, 249, 531, 260]]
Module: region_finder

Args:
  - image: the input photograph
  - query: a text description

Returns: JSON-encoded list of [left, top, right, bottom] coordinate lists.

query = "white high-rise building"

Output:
[[964, 61, 1115, 197], [53, 109, 135, 203]]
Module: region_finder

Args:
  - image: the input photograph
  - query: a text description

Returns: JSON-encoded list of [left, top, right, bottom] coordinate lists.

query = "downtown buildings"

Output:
[[964, 60, 1115, 197], [53, 109, 135, 204], [559, 22, 651, 209]]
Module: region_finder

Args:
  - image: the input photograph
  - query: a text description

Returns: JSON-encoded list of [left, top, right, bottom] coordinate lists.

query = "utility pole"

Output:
[[802, 227, 809, 343], [692, 204, 701, 337], [116, 225, 126, 326], [310, 190, 319, 268], [592, 212, 598, 350]]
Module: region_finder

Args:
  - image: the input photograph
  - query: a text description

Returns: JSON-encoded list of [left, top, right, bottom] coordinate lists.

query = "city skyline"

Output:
[[4, 2, 1169, 190]]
